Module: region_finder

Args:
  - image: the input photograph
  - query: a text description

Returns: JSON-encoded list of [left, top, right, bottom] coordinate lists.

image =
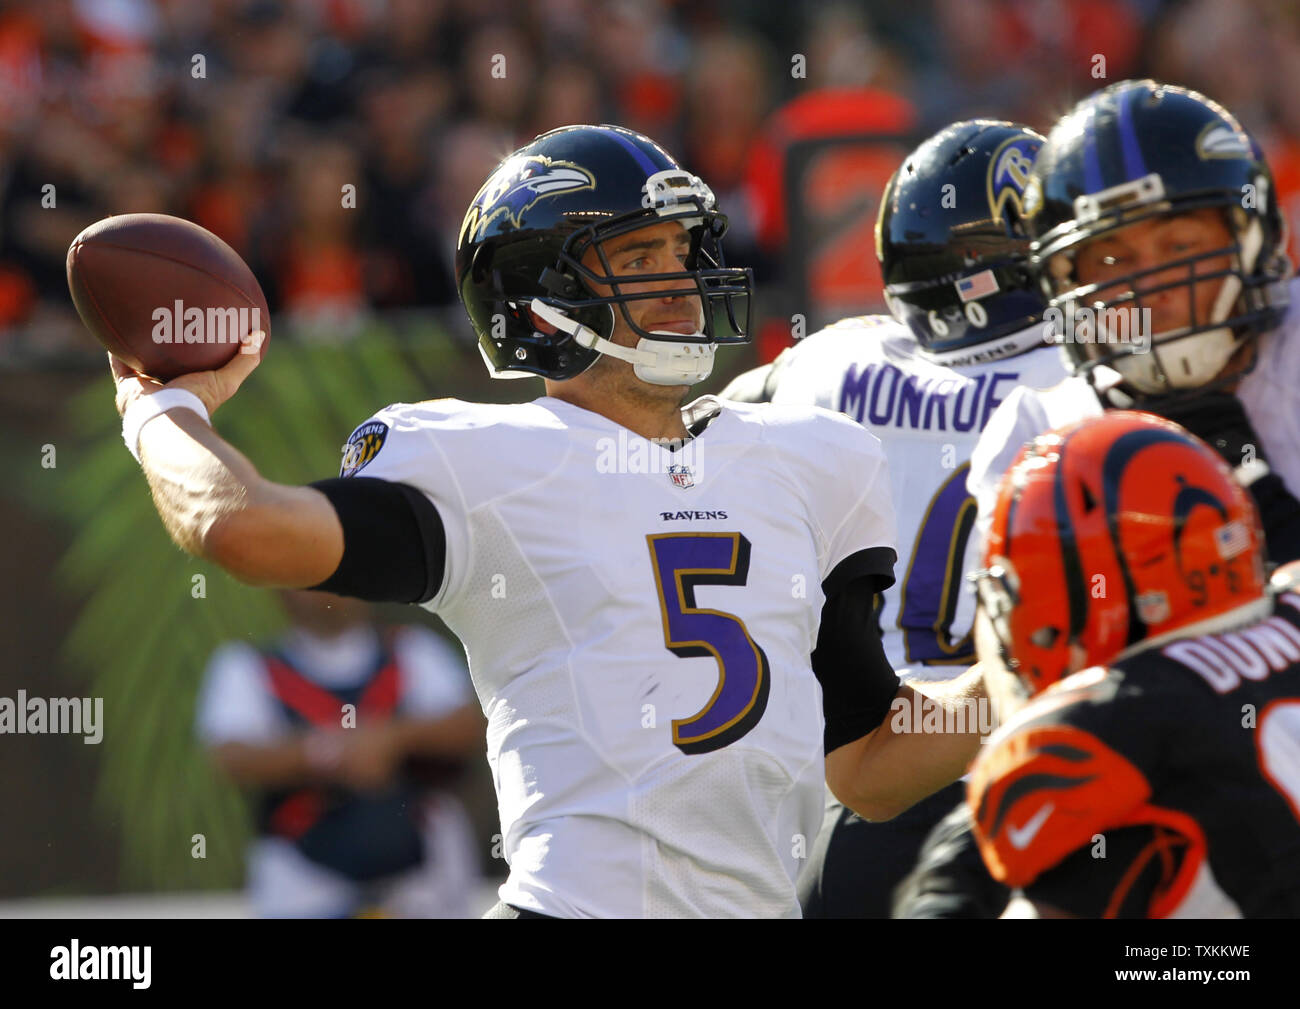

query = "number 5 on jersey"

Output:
[[647, 533, 771, 755]]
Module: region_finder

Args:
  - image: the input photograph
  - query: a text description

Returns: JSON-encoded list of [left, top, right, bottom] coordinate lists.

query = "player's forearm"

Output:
[[137, 410, 342, 587], [900, 669, 988, 791], [137, 409, 263, 557], [209, 738, 319, 788], [389, 706, 486, 758], [836, 667, 987, 820]]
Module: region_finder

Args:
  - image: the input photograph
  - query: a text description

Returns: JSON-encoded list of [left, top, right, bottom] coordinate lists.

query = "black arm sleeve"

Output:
[[813, 547, 900, 754], [307, 477, 446, 604]]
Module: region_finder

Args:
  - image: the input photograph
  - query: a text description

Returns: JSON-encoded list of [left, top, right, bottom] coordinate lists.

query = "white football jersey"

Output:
[[342, 394, 897, 917], [769, 316, 1068, 679], [969, 278, 1300, 545]]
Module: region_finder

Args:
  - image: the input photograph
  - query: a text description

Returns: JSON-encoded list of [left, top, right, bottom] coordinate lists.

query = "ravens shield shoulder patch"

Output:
[[340, 420, 389, 477]]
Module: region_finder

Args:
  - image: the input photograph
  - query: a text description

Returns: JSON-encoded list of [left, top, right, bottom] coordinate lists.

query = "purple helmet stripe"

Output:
[[597, 126, 662, 178], [1083, 104, 1105, 193], [1116, 86, 1148, 183]]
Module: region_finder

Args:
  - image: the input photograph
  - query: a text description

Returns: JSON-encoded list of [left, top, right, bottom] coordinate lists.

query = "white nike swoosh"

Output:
[[1007, 802, 1055, 850]]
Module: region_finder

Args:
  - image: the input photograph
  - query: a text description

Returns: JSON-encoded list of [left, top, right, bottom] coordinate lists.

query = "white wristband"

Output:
[[122, 389, 211, 463]]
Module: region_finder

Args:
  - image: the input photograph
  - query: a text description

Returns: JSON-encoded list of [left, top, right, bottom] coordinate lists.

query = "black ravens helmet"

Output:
[[1023, 80, 1291, 396], [876, 120, 1048, 364], [455, 124, 753, 385]]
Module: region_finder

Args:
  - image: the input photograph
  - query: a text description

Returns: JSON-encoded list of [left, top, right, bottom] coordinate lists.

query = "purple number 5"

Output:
[[646, 533, 771, 754]]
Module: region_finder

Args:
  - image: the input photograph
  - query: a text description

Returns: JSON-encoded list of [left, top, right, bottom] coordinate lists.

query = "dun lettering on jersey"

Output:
[[1163, 594, 1300, 693]]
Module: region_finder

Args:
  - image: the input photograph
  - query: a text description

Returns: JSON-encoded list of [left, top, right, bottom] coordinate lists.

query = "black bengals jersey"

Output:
[[968, 592, 1300, 918]]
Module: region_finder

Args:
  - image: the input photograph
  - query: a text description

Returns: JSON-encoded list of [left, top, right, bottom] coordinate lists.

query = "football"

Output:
[[66, 213, 270, 382]]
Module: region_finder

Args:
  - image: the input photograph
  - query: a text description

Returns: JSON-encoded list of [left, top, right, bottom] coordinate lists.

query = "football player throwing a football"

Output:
[[107, 124, 988, 918], [968, 411, 1300, 917]]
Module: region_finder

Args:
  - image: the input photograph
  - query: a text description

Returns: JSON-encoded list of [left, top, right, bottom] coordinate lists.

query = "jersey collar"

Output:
[[917, 323, 1054, 367], [535, 394, 732, 448]]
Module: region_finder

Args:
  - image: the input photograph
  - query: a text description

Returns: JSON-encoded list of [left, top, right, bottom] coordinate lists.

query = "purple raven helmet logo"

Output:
[[986, 135, 1041, 223], [458, 155, 596, 248]]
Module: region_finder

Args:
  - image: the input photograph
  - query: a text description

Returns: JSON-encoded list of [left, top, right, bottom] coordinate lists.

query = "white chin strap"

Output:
[[530, 299, 714, 386]]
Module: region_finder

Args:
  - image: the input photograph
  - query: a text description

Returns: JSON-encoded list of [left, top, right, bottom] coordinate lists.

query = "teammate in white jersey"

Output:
[[896, 80, 1300, 919], [723, 121, 1067, 916], [105, 124, 988, 918], [970, 81, 1300, 562]]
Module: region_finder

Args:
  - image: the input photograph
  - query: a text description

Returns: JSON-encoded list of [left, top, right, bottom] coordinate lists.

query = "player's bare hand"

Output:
[[110, 329, 266, 418]]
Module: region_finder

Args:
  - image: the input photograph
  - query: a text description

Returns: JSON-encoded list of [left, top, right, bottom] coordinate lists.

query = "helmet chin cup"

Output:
[[529, 300, 715, 386], [1113, 324, 1242, 393], [631, 337, 715, 386]]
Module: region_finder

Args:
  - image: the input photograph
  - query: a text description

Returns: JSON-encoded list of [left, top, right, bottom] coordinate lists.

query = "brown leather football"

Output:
[[67, 213, 270, 381]]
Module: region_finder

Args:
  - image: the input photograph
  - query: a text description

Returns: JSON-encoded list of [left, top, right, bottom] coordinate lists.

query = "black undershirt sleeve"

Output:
[[307, 477, 446, 604], [813, 547, 900, 754]]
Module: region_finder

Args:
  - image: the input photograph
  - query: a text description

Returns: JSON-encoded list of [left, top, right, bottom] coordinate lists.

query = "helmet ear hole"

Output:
[[528, 303, 559, 336], [1030, 626, 1060, 649]]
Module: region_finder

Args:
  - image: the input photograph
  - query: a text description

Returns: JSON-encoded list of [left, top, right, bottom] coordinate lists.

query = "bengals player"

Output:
[[968, 411, 1300, 917]]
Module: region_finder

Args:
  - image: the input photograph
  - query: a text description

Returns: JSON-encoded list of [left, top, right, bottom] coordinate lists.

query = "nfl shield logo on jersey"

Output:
[[668, 464, 694, 489]]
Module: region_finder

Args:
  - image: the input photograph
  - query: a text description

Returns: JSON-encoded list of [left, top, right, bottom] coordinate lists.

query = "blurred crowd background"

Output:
[[2, 0, 1299, 907], [2, 0, 1300, 361]]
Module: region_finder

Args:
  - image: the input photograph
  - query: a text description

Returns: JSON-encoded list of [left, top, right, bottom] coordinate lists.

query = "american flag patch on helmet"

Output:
[[1215, 520, 1251, 559]]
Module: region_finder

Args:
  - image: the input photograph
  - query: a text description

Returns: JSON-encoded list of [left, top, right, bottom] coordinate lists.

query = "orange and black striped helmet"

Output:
[[975, 410, 1267, 694]]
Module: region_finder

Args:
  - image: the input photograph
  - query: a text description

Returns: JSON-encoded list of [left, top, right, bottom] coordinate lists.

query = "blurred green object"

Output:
[[42, 318, 486, 890]]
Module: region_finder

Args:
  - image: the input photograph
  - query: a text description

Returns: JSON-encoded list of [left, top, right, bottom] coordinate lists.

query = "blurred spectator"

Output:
[[460, 22, 535, 137], [272, 135, 368, 335], [682, 31, 769, 203], [526, 59, 606, 140], [195, 589, 485, 918], [0, 0, 1295, 361], [355, 67, 454, 308]]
